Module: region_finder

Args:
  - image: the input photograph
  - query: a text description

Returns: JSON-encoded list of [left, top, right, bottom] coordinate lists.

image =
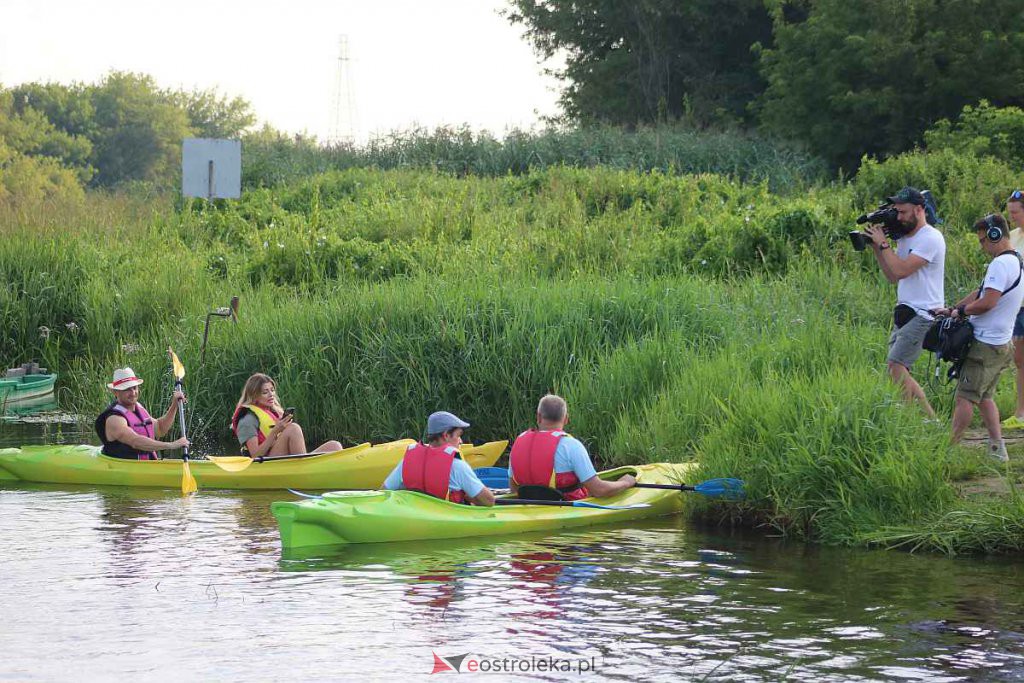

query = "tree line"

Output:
[[0, 71, 255, 201], [3, 0, 1024, 203], [505, 0, 1024, 169]]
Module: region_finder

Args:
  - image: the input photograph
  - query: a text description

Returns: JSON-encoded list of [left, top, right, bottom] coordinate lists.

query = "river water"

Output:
[[3, 415, 1024, 681]]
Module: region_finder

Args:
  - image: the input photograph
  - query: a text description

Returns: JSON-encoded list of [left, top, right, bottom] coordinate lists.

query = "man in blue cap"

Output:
[[382, 411, 495, 506]]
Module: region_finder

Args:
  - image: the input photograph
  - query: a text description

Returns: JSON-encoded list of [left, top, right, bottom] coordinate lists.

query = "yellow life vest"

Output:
[[231, 403, 282, 453]]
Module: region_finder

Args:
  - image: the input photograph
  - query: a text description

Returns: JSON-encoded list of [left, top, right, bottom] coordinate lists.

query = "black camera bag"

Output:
[[923, 317, 974, 380]]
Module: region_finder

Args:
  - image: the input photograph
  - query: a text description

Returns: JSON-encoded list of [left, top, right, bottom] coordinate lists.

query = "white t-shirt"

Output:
[[895, 224, 945, 318], [1009, 228, 1024, 253], [970, 252, 1024, 345]]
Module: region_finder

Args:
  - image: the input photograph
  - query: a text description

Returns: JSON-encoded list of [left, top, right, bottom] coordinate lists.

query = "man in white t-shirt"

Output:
[[937, 213, 1024, 459], [1000, 191, 1024, 428], [865, 187, 946, 418]]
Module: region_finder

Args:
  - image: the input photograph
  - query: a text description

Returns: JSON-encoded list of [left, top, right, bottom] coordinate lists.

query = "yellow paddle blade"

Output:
[[205, 455, 254, 472], [181, 459, 198, 495], [168, 347, 185, 381]]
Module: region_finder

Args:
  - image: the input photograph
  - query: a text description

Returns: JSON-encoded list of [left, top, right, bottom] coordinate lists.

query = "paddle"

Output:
[[285, 489, 649, 510], [495, 499, 651, 510], [635, 479, 746, 501], [168, 348, 197, 495], [511, 477, 747, 501], [207, 450, 339, 472]]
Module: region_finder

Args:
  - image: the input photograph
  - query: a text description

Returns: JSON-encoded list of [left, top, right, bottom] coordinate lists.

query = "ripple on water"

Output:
[[3, 487, 1024, 680]]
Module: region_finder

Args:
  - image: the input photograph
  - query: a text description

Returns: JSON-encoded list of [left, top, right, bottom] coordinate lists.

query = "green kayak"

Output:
[[272, 462, 694, 548], [0, 440, 507, 490]]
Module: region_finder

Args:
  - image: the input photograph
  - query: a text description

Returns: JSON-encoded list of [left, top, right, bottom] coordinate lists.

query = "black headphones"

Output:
[[984, 214, 1005, 242]]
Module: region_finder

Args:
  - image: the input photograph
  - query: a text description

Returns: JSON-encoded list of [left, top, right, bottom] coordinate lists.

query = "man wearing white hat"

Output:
[[94, 367, 189, 460], [382, 411, 495, 506]]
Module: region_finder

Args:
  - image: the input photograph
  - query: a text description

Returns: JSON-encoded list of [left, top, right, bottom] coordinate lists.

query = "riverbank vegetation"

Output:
[[3, 134, 1024, 554]]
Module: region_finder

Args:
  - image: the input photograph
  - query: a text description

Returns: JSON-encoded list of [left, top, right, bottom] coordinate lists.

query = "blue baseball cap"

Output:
[[426, 411, 470, 435]]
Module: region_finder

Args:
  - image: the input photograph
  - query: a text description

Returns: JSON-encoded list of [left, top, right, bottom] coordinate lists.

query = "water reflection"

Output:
[[1, 394, 58, 417], [3, 475, 1024, 678]]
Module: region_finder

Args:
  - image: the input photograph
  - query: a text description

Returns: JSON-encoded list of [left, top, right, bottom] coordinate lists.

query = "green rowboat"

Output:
[[0, 373, 57, 406]]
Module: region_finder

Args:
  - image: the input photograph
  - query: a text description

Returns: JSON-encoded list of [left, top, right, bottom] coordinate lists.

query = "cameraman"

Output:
[[937, 213, 1024, 459], [865, 186, 946, 418]]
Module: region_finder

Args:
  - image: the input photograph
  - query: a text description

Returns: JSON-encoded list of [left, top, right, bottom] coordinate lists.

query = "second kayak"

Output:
[[272, 462, 695, 548], [0, 440, 507, 490]]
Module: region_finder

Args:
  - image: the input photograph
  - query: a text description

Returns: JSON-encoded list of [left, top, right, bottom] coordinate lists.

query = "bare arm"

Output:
[[581, 473, 637, 499], [936, 291, 980, 317], [964, 288, 1002, 315], [470, 487, 496, 507], [873, 247, 929, 283], [243, 415, 294, 458], [105, 415, 187, 452], [865, 226, 930, 283], [938, 289, 1000, 317], [153, 391, 184, 438]]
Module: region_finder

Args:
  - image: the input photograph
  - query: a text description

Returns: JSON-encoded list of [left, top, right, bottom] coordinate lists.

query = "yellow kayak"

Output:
[[0, 440, 507, 490]]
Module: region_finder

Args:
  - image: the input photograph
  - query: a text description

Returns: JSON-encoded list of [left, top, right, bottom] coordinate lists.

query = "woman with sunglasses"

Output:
[[1001, 190, 1024, 429]]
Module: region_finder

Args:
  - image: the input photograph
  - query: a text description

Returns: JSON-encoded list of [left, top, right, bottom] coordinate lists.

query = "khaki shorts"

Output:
[[956, 341, 1013, 403]]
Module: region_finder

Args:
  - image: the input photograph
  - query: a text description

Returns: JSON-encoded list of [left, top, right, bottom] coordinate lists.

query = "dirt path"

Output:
[[961, 428, 1024, 447], [958, 428, 1021, 497]]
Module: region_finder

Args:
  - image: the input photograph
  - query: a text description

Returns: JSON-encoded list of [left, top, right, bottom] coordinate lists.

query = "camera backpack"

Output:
[[923, 317, 974, 381]]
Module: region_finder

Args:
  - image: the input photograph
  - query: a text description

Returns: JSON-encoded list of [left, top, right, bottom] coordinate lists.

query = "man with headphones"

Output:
[[938, 213, 1024, 458], [865, 186, 946, 418]]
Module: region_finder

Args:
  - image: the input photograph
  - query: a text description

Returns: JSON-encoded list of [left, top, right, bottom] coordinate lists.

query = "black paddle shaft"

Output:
[[634, 483, 697, 491], [495, 498, 580, 507], [253, 451, 323, 463]]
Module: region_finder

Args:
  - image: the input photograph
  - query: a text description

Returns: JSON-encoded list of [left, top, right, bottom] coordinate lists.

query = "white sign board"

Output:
[[182, 138, 241, 200]]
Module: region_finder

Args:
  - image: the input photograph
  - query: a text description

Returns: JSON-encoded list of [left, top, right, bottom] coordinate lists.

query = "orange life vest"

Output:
[[509, 429, 588, 501], [401, 443, 466, 504]]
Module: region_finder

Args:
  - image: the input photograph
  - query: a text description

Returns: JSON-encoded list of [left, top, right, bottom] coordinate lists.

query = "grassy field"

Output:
[[3, 150, 1024, 554]]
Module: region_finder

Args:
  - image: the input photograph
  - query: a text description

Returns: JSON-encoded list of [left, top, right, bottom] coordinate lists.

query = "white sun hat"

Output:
[[107, 367, 144, 390]]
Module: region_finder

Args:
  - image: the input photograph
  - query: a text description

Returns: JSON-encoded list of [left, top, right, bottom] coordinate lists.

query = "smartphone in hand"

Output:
[[283, 407, 296, 419]]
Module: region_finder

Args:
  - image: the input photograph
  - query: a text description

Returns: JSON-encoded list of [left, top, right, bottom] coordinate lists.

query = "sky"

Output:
[[0, 0, 563, 141]]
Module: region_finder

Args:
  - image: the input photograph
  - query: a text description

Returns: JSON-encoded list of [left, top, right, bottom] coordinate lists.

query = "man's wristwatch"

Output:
[[956, 304, 967, 318], [879, 243, 890, 250]]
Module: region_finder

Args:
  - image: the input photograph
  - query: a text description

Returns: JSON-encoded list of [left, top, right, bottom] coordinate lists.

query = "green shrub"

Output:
[[924, 100, 1024, 169], [853, 149, 1024, 225]]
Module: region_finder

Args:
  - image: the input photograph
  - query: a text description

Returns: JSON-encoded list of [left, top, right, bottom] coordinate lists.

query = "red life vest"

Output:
[[509, 429, 588, 501], [401, 443, 466, 504], [95, 401, 158, 460]]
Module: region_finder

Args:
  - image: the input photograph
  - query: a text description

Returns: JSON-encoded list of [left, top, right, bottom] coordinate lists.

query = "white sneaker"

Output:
[[989, 440, 1010, 462]]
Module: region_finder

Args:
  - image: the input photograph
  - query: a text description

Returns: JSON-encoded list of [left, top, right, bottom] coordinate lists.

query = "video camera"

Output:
[[849, 205, 902, 251], [848, 189, 940, 251]]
